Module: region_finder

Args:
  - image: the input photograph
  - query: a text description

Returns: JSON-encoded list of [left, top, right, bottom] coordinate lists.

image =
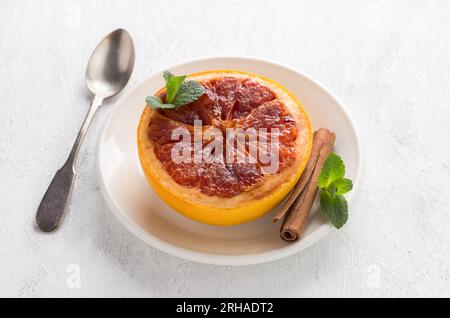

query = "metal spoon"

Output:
[[36, 29, 135, 232]]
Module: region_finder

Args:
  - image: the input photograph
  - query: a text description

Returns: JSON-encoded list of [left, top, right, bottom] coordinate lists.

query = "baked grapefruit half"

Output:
[[137, 70, 312, 225]]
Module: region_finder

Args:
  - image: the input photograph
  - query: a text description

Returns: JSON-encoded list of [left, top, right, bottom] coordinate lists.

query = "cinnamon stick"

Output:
[[273, 128, 334, 223], [280, 129, 335, 241]]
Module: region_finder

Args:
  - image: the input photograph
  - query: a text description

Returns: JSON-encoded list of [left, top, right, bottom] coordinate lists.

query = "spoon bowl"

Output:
[[86, 28, 135, 98]]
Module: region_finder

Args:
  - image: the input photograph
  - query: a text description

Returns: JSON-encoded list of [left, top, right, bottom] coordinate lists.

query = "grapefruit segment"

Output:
[[166, 161, 205, 188], [239, 100, 297, 141], [233, 162, 263, 191], [231, 79, 276, 119], [199, 163, 240, 198], [211, 77, 242, 119], [237, 100, 299, 171], [147, 114, 194, 144], [158, 103, 205, 125]]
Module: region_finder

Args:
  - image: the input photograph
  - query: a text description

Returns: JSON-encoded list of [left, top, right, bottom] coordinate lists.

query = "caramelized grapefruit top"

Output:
[[138, 70, 311, 223]]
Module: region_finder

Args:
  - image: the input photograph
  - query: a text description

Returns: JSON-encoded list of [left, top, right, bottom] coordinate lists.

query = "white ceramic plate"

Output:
[[96, 56, 361, 265]]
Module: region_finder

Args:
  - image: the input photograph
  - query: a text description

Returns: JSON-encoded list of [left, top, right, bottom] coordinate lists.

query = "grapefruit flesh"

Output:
[[138, 70, 312, 225]]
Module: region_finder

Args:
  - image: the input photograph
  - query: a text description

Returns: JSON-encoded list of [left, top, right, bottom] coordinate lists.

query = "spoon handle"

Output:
[[36, 96, 103, 232]]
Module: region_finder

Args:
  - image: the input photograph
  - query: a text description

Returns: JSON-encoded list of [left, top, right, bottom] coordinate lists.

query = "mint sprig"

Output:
[[163, 71, 186, 104], [318, 152, 353, 229], [173, 80, 206, 107], [146, 71, 204, 109]]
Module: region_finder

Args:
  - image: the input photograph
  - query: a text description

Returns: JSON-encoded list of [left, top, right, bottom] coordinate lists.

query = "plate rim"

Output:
[[96, 55, 363, 266]]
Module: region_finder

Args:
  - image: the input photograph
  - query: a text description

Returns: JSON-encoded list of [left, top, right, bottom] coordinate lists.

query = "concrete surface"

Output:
[[1, 0, 450, 297]]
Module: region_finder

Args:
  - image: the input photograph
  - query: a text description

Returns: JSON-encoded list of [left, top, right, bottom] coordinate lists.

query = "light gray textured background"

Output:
[[1, 0, 450, 297]]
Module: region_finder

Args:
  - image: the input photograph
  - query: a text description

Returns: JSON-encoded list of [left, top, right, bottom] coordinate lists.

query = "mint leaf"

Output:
[[327, 182, 337, 197], [163, 71, 186, 104], [173, 80, 205, 107], [163, 70, 173, 82], [320, 191, 348, 229], [146, 71, 204, 110], [330, 178, 353, 195], [146, 96, 175, 109], [318, 152, 345, 189], [317, 152, 352, 229]]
